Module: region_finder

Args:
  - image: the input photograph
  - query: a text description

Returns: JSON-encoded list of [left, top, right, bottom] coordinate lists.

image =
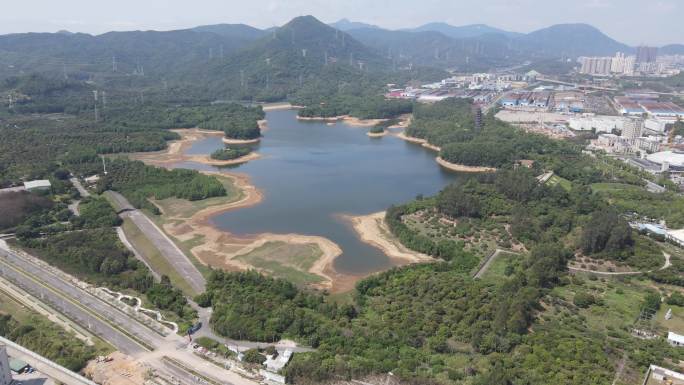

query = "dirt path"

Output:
[[569, 251, 672, 276]]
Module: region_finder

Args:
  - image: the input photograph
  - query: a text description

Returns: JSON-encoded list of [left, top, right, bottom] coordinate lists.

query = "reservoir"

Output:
[[176, 109, 460, 275]]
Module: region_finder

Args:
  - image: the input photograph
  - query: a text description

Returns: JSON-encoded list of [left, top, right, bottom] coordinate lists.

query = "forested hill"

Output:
[[0, 26, 263, 80], [203, 15, 390, 101]]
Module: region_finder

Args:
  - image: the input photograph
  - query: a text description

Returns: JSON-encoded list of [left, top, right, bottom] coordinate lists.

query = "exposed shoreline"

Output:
[[129, 128, 261, 167], [154, 171, 346, 292], [129, 113, 450, 293], [436, 156, 497, 173], [341, 212, 433, 266], [367, 130, 387, 137], [297, 115, 389, 127], [395, 131, 496, 173]]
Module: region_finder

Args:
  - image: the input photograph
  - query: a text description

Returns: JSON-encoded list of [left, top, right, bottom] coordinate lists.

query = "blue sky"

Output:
[[1, 0, 681, 46]]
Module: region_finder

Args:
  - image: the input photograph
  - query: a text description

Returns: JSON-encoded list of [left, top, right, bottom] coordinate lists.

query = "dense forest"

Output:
[[97, 159, 226, 212]]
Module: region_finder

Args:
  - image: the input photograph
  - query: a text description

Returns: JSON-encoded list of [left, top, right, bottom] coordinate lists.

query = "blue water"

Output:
[[176, 109, 461, 275]]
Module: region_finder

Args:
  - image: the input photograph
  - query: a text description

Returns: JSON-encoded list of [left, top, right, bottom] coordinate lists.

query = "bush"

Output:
[[243, 348, 266, 365], [573, 292, 596, 308]]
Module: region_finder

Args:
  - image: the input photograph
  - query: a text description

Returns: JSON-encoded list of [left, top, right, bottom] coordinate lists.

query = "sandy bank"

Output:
[[395, 131, 441, 152], [436, 156, 497, 173], [130, 128, 261, 167], [155, 171, 348, 291], [262, 102, 294, 111], [367, 130, 387, 138], [187, 151, 261, 166], [342, 212, 433, 265], [222, 137, 261, 144], [297, 115, 389, 127]]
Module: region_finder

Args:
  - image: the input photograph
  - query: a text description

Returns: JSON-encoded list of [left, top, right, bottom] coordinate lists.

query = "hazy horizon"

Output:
[[1, 0, 682, 47]]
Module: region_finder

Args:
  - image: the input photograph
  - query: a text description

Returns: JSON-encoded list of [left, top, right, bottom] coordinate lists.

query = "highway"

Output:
[[0, 241, 260, 385], [0, 241, 154, 355], [106, 191, 207, 294]]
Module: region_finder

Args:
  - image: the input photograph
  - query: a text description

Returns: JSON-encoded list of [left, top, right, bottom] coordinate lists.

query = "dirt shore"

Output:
[[395, 131, 441, 152], [367, 130, 387, 137], [296, 115, 389, 127], [436, 156, 497, 173], [341, 212, 433, 265], [130, 128, 261, 167], [156, 171, 350, 292]]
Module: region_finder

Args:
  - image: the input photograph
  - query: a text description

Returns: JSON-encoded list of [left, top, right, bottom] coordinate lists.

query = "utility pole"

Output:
[[112, 55, 117, 72], [101, 155, 107, 175], [7, 94, 13, 110]]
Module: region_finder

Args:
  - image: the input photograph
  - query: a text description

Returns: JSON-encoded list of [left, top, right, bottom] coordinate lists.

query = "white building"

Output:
[[621, 118, 643, 140], [568, 115, 628, 133], [648, 364, 684, 384], [645, 118, 672, 134], [667, 229, 684, 247], [23, 180, 51, 192], [635, 136, 662, 153], [668, 331, 684, 347]]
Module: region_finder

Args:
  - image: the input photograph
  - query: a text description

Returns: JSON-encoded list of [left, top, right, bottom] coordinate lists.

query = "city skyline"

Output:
[[0, 0, 682, 46]]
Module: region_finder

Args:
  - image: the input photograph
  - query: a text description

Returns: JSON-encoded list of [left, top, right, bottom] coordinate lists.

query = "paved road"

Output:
[[0, 242, 156, 354], [107, 191, 206, 294], [0, 242, 260, 385]]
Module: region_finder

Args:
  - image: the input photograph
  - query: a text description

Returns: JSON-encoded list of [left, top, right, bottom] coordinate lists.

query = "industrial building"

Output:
[[639, 101, 684, 119], [568, 115, 628, 133], [499, 91, 551, 109]]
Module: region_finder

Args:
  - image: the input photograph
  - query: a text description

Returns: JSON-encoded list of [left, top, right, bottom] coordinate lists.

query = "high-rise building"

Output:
[[622, 117, 644, 140], [636, 46, 658, 64], [579, 57, 613, 75]]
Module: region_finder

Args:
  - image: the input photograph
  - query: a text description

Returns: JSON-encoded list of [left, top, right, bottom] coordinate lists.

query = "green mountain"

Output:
[[518, 23, 632, 57], [205, 15, 391, 100], [407, 22, 523, 39], [329, 19, 381, 31], [0, 27, 263, 80]]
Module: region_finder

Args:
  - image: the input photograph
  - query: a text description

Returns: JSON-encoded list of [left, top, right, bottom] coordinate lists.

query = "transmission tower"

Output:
[[112, 56, 117, 72], [8, 94, 13, 110], [93, 90, 99, 122]]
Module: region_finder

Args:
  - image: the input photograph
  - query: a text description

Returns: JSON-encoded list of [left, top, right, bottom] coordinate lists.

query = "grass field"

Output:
[[235, 241, 324, 286], [547, 174, 572, 191], [478, 251, 522, 282], [552, 276, 648, 334]]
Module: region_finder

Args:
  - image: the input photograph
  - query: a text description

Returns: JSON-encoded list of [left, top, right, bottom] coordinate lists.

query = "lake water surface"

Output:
[[176, 109, 461, 275]]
